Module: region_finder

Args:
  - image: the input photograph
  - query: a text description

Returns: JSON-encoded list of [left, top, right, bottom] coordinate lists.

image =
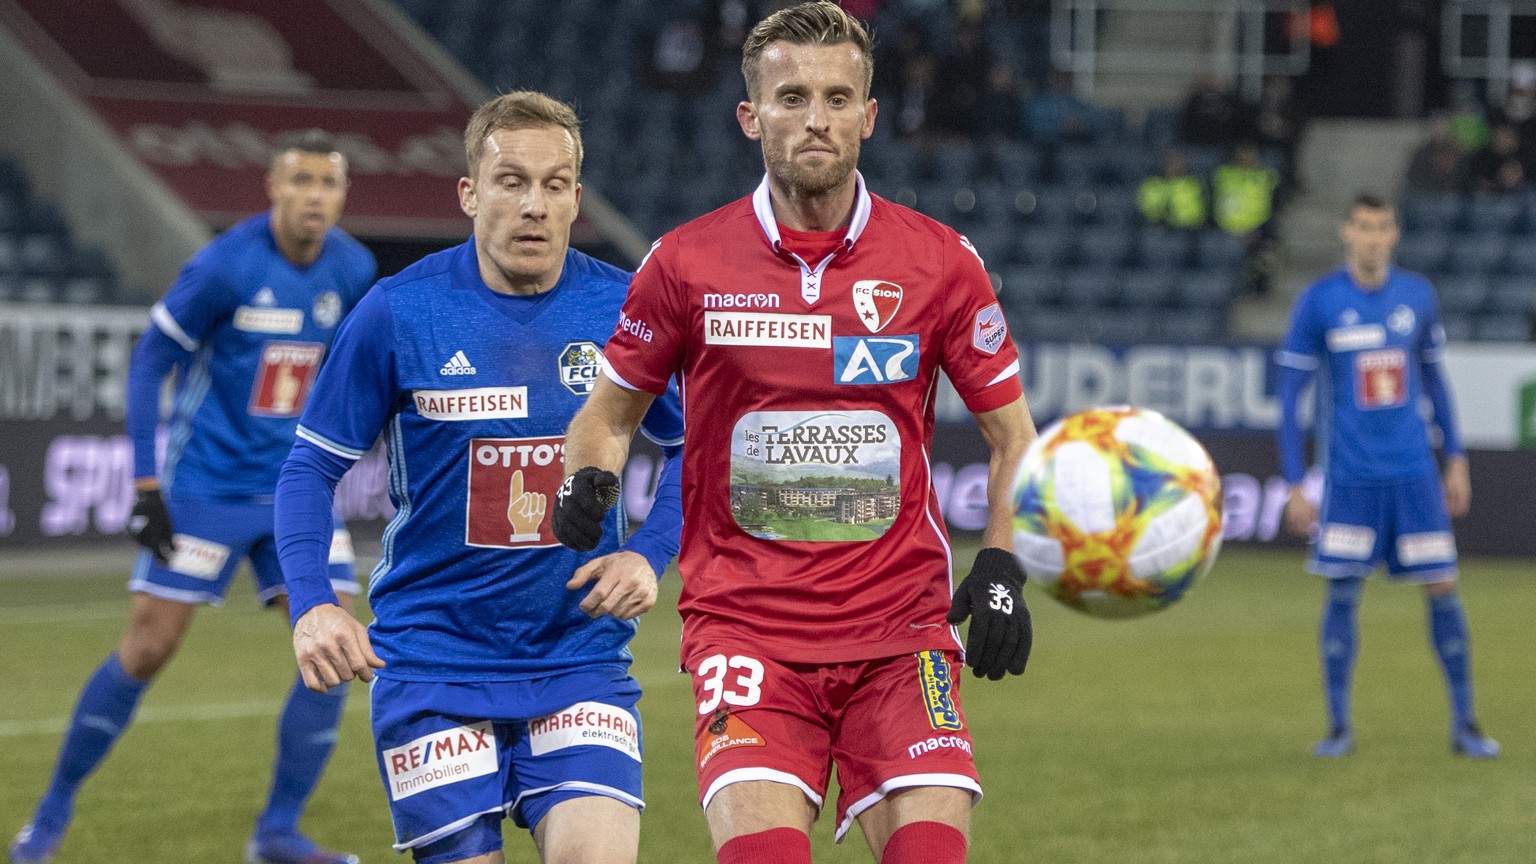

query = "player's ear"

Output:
[[458, 176, 476, 219], [737, 101, 761, 141], [573, 181, 582, 216], [862, 97, 878, 140]]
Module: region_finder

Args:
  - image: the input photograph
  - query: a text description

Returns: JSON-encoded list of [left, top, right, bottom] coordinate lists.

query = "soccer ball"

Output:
[[1011, 406, 1223, 618]]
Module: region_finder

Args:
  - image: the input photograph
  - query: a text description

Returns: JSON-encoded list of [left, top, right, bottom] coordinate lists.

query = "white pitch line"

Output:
[[0, 700, 281, 739]]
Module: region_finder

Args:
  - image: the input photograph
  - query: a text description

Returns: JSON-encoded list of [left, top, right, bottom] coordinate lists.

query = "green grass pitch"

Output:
[[1, 543, 1532, 862]]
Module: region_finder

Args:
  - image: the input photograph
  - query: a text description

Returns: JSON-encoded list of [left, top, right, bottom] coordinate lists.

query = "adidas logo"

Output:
[[439, 350, 477, 375]]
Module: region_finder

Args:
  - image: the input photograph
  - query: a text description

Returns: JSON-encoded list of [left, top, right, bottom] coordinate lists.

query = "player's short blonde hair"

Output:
[[463, 91, 583, 179], [741, 1, 874, 100]]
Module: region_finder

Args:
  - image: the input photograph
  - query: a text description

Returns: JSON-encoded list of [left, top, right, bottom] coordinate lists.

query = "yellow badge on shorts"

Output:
[[918, 650, 963, 731]]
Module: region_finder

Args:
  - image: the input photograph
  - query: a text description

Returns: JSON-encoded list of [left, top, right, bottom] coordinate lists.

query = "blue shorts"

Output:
[[128, 496, 358, 606], [1310, 474, 1458, 583], [369, 665, 644, 856]]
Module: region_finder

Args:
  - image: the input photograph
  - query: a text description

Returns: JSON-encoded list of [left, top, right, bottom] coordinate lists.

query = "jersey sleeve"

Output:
[[1418, 285, 1465, 457], [938, 233, 1023, 413], [150, 243, 241, 351], [1277, 286, 1324, 371], [601, 238, 688, 395], [294, 288, 397, 460], [1276, 287, 1321, 485]]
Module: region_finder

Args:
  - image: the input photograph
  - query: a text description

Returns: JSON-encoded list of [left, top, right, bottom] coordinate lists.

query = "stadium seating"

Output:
[[0, 157, 123, 304], [390, 0, 1281, 345]]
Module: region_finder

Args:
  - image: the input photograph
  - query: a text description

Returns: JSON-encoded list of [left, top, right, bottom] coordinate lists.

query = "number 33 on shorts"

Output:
[[694, 654, 765, 713]]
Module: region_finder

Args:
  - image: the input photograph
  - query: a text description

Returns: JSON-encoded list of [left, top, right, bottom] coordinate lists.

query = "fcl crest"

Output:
[[559, 341, 605, 395], [851, 280, 903, 332]]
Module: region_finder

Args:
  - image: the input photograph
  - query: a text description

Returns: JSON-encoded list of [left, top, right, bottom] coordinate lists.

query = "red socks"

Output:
[[717, 827, 812, 864], [881, 821, 968, 864], [715, 822, 964, 863]]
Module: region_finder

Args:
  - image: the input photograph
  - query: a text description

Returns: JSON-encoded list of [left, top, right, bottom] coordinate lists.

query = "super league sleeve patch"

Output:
[[972, 303, 1008, 355]]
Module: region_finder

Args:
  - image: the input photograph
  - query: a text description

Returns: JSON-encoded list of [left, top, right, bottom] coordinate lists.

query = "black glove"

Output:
[[552, 467, 621, 552], [946, 547, 1032, 680], [128, 487, 175, 563]]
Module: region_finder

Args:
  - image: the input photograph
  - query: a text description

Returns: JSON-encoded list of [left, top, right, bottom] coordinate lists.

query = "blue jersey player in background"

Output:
[[274, 92, 683, 864], [10, 131, 378, 864], [1276, 192, 1498, 760]]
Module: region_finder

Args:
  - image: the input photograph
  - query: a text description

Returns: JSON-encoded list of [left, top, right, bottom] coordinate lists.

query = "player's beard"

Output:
[[766, 137, 861, 199]]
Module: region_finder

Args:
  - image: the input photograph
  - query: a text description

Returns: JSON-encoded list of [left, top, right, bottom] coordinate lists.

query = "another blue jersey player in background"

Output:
[[274, 92, 683, 864], [1277, 191, 1498, 760], [10, 131, 377, 864]]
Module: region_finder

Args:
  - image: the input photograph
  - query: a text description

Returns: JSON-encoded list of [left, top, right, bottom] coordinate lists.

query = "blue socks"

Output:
[[254, 674, 347, 839], [34, 653, 149, 824], [1428, 590, 1475, 728], [1319, 577, 1363, 733]]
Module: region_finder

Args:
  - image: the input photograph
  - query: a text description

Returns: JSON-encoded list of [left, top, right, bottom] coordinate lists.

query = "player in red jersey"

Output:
[[555, 4, 1037, 863]]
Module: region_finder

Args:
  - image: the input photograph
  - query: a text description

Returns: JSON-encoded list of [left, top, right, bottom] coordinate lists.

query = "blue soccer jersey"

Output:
[[279, 241, 684, 681], [1277, 266, 1464, 484], [142, 213, 375, 498]]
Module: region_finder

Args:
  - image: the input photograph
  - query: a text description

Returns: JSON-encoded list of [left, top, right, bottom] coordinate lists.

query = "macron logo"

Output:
[[440, 350, 477, 376]]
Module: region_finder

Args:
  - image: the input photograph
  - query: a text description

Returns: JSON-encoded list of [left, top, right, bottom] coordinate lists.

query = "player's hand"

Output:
[[1443, 456, 1471, 518], [128, 487, 176, 563], [552, 466, 620, 551], [566, 550, 658, 620], [1283, 486, 1317, 538], [946, 547, 1032, 680], [292, 603, 384, 693]]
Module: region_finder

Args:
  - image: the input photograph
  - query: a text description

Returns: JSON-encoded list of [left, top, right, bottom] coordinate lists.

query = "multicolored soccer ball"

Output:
[[1011, 406, 1223, 618]]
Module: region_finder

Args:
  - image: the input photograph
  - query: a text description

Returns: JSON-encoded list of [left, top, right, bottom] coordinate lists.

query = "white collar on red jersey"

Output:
[[750, 170, 873, 253], [751, 171, 872, 304]]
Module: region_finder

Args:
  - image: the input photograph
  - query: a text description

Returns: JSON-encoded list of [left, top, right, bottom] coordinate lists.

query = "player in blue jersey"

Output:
[[273, 92, 684, 864], [1277, 192, 1498, 760], [9, 131, 377, 864]]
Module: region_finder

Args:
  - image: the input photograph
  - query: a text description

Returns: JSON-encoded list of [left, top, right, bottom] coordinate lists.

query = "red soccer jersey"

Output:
[[604, 175, 1023, 666]]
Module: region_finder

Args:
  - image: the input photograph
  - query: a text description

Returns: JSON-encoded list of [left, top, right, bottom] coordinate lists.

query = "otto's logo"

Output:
[[466, 436, 563, 549], [972, 303, 1007, 355], [851, 280, 903, 332], [248, 341, 324, 417], [704, 292, 781, 309], [1354, 347, 1408, 410], [834, 335, 918, 385], [618, 312, 653, 343], [559, 341, 604, 395], [918, 650, 963, 731], [382, 721, 496, 801]]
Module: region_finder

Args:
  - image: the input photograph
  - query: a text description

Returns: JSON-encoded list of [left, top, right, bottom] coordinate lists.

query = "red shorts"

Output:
[[687, 647, 981, 842]]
